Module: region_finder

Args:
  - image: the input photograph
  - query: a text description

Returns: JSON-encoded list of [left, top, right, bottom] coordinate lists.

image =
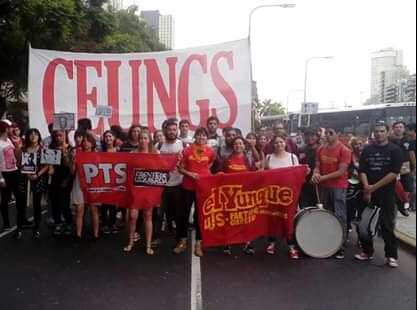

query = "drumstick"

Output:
[[26, 179, 31, 208], [315, 185, 323, 208]]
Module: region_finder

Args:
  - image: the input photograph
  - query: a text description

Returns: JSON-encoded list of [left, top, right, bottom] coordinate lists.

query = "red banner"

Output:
[[77, 152, 177, 208], [196, 166, 307, 248]]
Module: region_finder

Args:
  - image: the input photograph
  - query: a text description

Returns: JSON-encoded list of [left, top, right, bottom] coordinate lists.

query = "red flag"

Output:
[[196, 166, 307, 248], [77, 152, 177, 208], [127, 153, 178, 209], [77, 152, 130, 206]]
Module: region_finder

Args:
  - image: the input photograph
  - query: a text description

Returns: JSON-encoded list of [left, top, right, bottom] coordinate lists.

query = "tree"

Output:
[[0, 0, 78, 120], [0, 0, 166, 123], [254, 99, 285, 129]]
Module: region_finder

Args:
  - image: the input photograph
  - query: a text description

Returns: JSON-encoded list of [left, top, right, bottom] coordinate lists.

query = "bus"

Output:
[[261, 102, 416, 136]]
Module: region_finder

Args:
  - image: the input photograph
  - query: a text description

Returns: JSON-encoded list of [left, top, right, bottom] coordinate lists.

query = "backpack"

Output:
[[357, 205, 381, 243]]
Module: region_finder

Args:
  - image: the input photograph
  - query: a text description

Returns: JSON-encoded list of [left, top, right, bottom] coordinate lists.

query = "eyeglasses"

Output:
[[325, 131, 336, 136]]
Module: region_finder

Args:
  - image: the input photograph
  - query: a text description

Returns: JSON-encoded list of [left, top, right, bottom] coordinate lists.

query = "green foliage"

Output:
[[254, 99, 285, 128], [0, 0, 166, 120]]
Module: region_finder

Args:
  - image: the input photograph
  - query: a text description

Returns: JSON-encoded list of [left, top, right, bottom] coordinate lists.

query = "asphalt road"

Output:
[[0, 207, 415, 310]]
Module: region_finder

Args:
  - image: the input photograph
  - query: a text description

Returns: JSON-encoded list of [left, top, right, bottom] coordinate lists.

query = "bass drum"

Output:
[[295, 207, 344, 259]]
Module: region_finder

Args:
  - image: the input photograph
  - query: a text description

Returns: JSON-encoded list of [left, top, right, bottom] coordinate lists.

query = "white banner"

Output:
[[29, 39, 252, 137]]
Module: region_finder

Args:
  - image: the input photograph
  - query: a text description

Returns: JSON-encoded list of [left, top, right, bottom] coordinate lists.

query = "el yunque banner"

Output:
[[196, 166, 307, 248]]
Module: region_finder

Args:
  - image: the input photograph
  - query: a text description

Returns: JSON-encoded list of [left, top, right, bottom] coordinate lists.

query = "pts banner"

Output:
[[28, 39, 251, 137], [76, 152, 178, 209], [196, 166, 307, 248]]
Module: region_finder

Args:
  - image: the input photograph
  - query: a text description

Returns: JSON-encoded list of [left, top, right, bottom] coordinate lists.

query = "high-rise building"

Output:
[[140, 10, 175, 49], [140, 10, 160, 34], [159, 15, 175, 49], [370, 48, 409, 103], [406, 74, 416, 102]]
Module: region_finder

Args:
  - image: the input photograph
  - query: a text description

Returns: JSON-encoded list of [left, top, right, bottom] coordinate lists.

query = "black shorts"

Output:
[[400, 174, 414, 193]]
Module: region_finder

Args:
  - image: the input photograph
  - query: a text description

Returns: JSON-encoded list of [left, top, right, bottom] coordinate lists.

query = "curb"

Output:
[[394, 229, 416, 249]]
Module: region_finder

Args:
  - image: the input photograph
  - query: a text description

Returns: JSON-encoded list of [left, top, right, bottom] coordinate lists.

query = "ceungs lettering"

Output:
[[203, 185, 294, 231]]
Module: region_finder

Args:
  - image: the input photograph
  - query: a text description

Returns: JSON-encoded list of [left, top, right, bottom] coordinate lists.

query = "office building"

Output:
[[370, 48, 409, 103], [141, 10, 175, 49], [159, 15, 175, 49]]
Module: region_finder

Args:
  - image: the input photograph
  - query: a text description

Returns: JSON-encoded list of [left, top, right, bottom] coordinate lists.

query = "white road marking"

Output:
[[0, 210, 48, 239], [191, 230, 203, 310]]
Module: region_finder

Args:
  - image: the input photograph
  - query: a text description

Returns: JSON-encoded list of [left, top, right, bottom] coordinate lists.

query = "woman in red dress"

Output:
[[124, 130, 158, 255]]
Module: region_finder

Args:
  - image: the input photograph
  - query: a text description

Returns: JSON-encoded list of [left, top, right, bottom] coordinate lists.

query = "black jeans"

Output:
[[156, 186, 183, 239], [178, 189, 202, 241], [50, 186, 72, 225], [32, 192, 43, 230], [1, 170, 25, 229], [101, 204, 117, 227], [299, 183, 318, 209], [360, 189, 398, 259]]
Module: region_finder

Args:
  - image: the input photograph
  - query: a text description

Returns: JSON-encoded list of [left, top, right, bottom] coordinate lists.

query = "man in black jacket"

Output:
[[355, 123, 402, 268]]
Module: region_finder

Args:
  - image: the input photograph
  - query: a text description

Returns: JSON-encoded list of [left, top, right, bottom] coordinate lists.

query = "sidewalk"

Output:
[[395, 212, 416, 248]]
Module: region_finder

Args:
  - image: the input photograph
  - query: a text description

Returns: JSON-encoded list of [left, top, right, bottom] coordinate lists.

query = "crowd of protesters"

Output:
[[0, 116, 415, 268]]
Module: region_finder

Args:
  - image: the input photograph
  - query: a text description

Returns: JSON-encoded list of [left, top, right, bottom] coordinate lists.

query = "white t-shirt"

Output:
[[0, 139, 18, 172], [180, 135, 194, 147], [159, 140, 184, 187], [267, 152, 299, 170]]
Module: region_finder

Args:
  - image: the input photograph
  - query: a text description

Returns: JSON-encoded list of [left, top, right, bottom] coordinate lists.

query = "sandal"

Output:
[[146, 246, 154, 256], [123, 242, 135, 253]]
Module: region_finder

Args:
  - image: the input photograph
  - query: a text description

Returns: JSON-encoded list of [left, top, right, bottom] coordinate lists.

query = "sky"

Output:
[[123, 0, 416, 112]]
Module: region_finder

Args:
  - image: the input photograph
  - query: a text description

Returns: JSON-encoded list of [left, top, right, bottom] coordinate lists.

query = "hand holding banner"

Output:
[[76, 152, 178, 208], [196, 166, 307, 248]]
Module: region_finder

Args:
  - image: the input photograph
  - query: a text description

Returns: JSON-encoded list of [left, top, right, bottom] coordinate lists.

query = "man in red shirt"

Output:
[[312, 125, 352, 259]]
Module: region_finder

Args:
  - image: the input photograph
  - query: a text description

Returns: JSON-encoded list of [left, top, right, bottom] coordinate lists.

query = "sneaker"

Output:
[[15, 230, 23, 240], [173, 240, 187, 255], [398, 206, 410, 217], [354, 252, 374, 261], [0, 225, 12, 233], [387, 257, 399, 268], [63, 225, 72, 236], [335, 249, 345, 260], [33, 230, 41, 239], [266, 244, 276, 255], [289, 248, 300, 260], [111, 225, 119, 234], [194, 242, 204, 257], [53, 225, 63, 236], [103, 226, 111, 235], [223, 246, 232, 256], [243, 244, 255, 256]]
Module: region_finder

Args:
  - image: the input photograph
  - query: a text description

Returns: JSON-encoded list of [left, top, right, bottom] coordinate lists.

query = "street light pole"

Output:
[[248, 3, 296, 131], [302, 56, 333, 127]]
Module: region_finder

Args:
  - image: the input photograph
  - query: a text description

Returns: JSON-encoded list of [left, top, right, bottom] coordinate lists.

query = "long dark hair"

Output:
[[23, 128, 42, 151], [110, 125, 128, 142]]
